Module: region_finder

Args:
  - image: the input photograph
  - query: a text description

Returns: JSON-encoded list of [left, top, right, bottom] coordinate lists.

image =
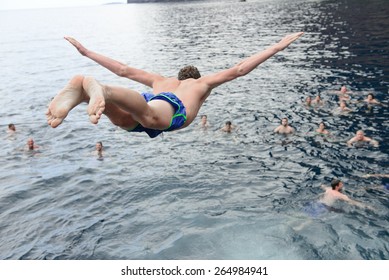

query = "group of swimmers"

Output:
[[194, 84, 384, 211], [274, 85, 382, 148], [299, 86, 384, 210], [178, 82, 384, 213], [197, 85, 383, 150], [198, 115, 238, 133], [7, 123, 103, 158], [305, 86, 383, 111], [7, 124, 40, 151]]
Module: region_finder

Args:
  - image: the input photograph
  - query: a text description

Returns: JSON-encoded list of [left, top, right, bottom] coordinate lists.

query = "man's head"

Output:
[[224, 121, 232, 132], [27, 138, 34, 150], [356, 130, 365, 141], [340, 85, 347, 93], [281, 118, 288, 126], [367, 93, 374, 100], [8, 123, 15, 131], [331, 179, 343, 190], [178, 65, 201, 80], [96, 141, 103, 152]]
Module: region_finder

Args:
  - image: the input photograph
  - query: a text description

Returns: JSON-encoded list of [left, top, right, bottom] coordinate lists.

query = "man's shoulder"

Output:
[[336, 193, 349, 201], [158, 77, 179, 84], [181, 78, 212, 92], [153, 77, 179, 90]]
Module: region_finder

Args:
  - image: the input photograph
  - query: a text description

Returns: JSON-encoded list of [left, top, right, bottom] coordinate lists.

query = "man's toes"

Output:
[[89, 115, 98, 124], [97, 108, 104, 117], [51, 118, 61, 128]]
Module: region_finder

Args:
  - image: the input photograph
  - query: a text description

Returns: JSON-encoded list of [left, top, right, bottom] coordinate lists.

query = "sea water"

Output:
[[0, 0, 388, 259]]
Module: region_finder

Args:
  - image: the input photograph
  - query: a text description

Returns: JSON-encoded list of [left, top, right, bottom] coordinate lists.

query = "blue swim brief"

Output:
[[128, 92, 187, 138], [303, 201, 344, 218], [303, 202, 328, 218]]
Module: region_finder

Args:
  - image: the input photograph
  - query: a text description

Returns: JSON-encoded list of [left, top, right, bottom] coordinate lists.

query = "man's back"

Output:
[[320, 188, 348, 206], [153, 77, 212, 127]]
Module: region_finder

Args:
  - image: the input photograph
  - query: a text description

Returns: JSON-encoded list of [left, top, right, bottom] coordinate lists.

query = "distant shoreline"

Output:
[[126, 0, 206, 3]]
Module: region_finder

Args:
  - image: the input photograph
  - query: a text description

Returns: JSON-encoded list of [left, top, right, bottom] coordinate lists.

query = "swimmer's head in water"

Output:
[[356, 130, 365, 141], [319, 122, 326, 129], [96, 141, 103, 152], [27, 138, 35, 150], [331, 179, 342, 190], [8, 123, 15, 131], [178, 65, 201, 80]]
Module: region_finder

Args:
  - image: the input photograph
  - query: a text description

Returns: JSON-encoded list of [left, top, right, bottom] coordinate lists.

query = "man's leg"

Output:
[[83, 77, 173, 129], [104, 103, 138, 130], [47, 75, 136, 129], [47, 75, 173, 129]]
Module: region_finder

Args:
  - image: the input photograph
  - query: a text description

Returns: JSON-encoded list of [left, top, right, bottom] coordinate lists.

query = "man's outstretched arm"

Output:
[[201, 32, 304, 89], [342, 196, 374, 210], [347, 137, 357, 147], [64, 37, 163, 88], [363, 174, 389, 178]]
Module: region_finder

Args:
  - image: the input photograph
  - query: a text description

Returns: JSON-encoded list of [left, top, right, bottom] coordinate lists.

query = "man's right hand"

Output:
[[64, 36, 88, 56], [276, 32, 304, 51]]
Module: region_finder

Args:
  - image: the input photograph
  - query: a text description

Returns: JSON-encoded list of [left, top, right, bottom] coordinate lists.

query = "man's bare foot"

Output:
[[83, 77, 106, 124], [46, 78, 85, 128]]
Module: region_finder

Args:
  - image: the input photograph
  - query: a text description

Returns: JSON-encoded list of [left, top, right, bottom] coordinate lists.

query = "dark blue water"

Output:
[[0, 0, 388, 260]]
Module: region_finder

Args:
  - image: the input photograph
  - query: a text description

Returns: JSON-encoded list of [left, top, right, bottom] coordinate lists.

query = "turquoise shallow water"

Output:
[[0, 0, 388, 259]]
